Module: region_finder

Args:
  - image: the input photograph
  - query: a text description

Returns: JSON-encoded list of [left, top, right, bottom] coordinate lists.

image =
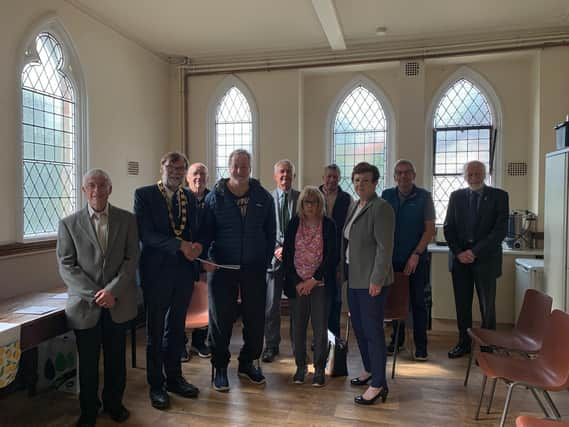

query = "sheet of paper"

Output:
[[49, 292, 68, 299], [13, 306, 55, 315]]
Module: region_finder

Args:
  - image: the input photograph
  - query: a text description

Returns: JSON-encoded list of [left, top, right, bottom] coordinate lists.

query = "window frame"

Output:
[[326, 75, 396, 195], [207, 75, 258, 180], [425, 67, 502, 225], [17, 15, 87, 243]]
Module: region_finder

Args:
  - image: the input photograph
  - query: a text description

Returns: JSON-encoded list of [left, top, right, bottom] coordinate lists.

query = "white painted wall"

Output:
[[0, 0, 171, 299]]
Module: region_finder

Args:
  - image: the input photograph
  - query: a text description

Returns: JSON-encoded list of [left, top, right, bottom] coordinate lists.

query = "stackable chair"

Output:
[[516, 416, 569, 427], [475, 309, 569, 427], [185, 280, 209, 332], [464, 289, 552, 386], [344, 272, 410, 379], [384, 272, 410, 379]]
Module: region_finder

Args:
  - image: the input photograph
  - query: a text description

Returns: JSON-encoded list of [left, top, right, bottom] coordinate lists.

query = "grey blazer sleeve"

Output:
[[370, 201, 395, 286], [104, 213, 140, 298], [56, 219, 99, 303]]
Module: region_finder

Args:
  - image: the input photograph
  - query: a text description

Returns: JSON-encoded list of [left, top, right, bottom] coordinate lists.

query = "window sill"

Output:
[[0, 240, 56, 258]]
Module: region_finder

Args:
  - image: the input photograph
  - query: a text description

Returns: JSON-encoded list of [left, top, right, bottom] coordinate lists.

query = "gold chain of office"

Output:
[[157, 181, 188, 239]]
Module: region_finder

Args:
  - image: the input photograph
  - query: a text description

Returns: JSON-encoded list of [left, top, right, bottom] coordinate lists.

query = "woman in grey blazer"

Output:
[[343, 162, 395, 405]]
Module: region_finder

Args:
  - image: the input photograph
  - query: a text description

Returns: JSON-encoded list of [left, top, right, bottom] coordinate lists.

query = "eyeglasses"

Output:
[[395, 169, 414, 176], [303, 199, 317, 206]]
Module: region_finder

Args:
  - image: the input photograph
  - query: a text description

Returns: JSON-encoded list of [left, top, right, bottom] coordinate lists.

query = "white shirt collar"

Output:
[[88, 203, 109, 219]]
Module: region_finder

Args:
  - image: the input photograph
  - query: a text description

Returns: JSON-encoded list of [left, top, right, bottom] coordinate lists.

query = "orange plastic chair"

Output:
[[384, 272, 410, 379], [464, 288, 552, 386], [344, 273, 410, 379], [475, 310, 569, 427], [516, 416, 569, 427], [185, 280, 209, 330]]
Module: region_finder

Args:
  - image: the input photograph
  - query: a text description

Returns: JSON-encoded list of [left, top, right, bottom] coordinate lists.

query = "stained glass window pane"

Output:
[[21, 32, 76, 238], [215, 87, 253, 180], [333, 86, 387, 197]]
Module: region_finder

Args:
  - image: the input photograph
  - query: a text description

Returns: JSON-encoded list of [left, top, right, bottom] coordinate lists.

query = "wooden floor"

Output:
[[2, 318, 568, 426]]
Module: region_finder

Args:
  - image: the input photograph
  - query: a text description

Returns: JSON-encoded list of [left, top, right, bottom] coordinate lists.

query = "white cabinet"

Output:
[[544, 148, 569, 311]]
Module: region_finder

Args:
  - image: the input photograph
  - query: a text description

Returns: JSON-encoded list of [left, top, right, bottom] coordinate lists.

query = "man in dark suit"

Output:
[[262, 159, 299, 363], [319, 164, 352, 336], [444, 160, 509, 359], [134, 152, 207, 409], [57, 169, 139, 427]]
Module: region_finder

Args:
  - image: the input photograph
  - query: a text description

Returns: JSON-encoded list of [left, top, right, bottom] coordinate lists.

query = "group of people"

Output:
[[57, 148, 508, 427]]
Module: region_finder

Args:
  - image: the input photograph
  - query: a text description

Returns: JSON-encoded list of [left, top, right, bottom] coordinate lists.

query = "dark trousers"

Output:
[[451, 258, 497, 346], [390, 258, 429, 352], [347, 286, 389, 389], [264, 268, 285, 350], [291, 286, 331, 369], [327, 274, 342, 336], [74, 309, 127, 418], [208, 269, 267, 368], [143, 274, 194, 389]]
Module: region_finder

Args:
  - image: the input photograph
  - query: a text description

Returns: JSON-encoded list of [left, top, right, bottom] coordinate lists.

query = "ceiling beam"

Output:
[[311, 0, 346, 50]]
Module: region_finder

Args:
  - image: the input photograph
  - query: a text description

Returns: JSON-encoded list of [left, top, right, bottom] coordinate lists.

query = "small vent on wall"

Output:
[[404, 61, 420, 77], [127, 161, 140, 176], [507, 162, 527, 176]]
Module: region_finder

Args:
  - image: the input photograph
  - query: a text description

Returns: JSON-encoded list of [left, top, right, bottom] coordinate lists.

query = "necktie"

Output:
[[282, 192, 290, 233], [95, 213, 107, 254], [171, 193, 181, 226]]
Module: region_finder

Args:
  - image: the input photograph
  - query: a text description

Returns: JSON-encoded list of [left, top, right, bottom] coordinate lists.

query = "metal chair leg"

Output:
[[528, 387, 550, 417], [542, 390, 561, 420], [464, 349, 474, 386], [391, 321, 401, 379], [499, 382, 517, 427], [475, 375, 487, 420], [486, 378, 497, 414]]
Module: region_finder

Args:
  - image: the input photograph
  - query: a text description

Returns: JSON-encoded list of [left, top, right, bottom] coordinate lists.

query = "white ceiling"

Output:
[[69, 0, 569, 59]]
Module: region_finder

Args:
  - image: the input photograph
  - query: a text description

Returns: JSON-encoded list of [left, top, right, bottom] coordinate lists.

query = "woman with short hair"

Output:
[[343, 162, 395, 405], [283, 186, 338, 387]]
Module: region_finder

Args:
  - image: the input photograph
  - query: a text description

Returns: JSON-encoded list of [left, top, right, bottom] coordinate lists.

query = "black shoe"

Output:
[[191, 343, 212, 358], [149, 388, 170, 410], [312, 368, 325, 387], [180, 345, 190, 362], [448, 344, 471, 359], [166, 377, 200, 398], [76, 415, 96, 427], [293, 365, 307, 384], [350, 375, 372, 386], [414, 350, 429, 362], [386, 341, 404, 356], [103, 405, 130, 423], [238, 362, 266, 384], [212, 367, 230, 392], [354, 386, 389, 405], [261, 347, 279, 363]]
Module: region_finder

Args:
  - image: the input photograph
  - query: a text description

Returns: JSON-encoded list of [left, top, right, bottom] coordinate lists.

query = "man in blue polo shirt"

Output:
[[381, 159, 435, 361]]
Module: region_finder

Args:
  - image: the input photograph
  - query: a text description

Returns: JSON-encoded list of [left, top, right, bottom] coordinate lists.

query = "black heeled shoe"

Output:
[[354, 386, 389, 405], [350, 375, 372, 386]]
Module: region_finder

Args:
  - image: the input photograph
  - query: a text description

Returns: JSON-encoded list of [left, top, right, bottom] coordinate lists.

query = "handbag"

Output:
[[325, 330, 348, 377]]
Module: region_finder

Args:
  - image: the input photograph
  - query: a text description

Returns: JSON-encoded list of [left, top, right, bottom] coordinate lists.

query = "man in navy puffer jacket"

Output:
[[202, 149, 276, 392]]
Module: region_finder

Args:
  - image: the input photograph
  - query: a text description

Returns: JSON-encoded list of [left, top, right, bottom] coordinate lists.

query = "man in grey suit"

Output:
[[262, 159, 299, 363], [57, 169, 140, 427]]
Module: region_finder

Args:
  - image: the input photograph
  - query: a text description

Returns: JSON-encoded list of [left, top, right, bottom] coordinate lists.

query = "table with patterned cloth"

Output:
[[0, 322, 21, 388]]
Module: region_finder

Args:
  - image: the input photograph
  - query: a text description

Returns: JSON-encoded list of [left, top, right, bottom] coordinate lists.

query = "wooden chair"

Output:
[[475, 310, 569, 427], [516, 416, 569, 427], [464, 288, 552, 386]]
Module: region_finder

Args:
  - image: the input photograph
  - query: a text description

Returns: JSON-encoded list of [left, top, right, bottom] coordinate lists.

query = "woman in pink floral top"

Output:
[[283, 186, 338, 387]]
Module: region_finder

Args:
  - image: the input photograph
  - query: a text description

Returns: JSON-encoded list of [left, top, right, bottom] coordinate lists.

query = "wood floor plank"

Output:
[[2, 317, 568, 426]]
